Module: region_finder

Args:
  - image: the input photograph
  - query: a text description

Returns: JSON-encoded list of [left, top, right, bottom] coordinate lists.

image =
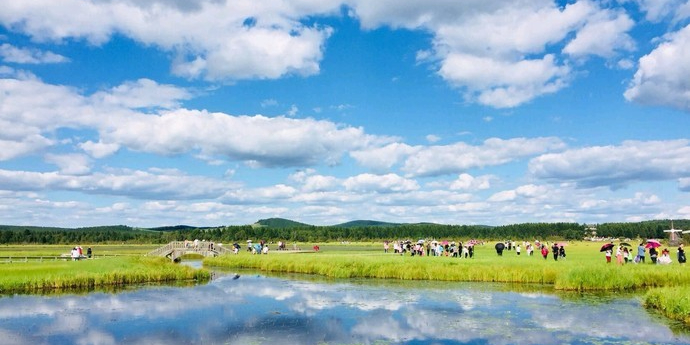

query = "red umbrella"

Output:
[[600, 243, 614, 252], [646, 239, 661, 248]]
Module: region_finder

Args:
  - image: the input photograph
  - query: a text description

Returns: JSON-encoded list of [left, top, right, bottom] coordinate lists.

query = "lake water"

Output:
[[1, 267, 689, 345]]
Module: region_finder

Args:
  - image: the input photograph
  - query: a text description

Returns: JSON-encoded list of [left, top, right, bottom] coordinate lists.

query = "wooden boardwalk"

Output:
[[147, 241, 232, 261]]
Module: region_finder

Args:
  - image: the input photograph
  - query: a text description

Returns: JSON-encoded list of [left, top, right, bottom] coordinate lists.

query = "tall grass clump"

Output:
[[0, 257, 210, 294], [555, 264, 690, 291], [644, 287, 690, 325], [204, 253, 562, 284], [205, 244, 690, 292]]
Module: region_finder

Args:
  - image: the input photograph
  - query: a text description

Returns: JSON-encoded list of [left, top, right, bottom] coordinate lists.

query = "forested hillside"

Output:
[[0, 219, 687, 245]]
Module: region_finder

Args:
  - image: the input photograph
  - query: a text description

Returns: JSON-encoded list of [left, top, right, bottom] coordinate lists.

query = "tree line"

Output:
[[0, 220, 687, 245]]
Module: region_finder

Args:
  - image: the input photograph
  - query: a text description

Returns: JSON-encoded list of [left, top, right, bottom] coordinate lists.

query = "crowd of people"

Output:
[[494, 240, 566, 261], [226, 240, 304, 254], [604, 242, 686, 265], [385, 240, 481, 258], [221, 237, 688, 267], [70, 246, 92, 260]]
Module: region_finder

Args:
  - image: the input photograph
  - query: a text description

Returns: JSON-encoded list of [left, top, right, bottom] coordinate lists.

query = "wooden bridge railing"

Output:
[[147, 241, 232, 261]]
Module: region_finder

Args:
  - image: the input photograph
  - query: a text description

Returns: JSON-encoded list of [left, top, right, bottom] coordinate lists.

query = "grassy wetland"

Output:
[[0, 245, 210, 294], [2, 240, 690, 326], [204, 240, 690, 325]]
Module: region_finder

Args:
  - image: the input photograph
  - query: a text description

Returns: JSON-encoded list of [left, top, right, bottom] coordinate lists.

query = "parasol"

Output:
[[600, 243, 614, 252], [646, 239, 661, 249], [495, 242, 505, 255]]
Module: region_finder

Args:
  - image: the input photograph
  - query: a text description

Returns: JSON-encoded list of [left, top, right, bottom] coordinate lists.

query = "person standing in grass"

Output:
[[541, 245, 548, 260], [616, 246, 623, 265], [658, 248, 672, 264], [637, 243, 646, 263], [678, 244, 686, 264], [605, 248, 612, 263], [516, 244, 521, 256], [551, 243, 559, 261], [623, 247, 629, 263], [559, 245, 566, 260], [649, 247, 658, 264]]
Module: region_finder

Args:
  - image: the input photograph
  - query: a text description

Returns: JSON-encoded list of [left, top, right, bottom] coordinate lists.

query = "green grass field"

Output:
[[0, 244, 209, 294], [0, 244, 160, 257]]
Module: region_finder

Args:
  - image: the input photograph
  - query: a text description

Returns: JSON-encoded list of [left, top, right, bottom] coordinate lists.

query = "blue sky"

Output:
[[1, 0, 690, 227]]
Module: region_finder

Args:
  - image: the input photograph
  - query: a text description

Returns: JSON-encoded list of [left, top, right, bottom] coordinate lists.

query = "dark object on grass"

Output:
[[495, 242, 505, 256]]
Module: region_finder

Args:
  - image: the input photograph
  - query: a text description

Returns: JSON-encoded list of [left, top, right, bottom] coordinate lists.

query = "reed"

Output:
[[644, 287, 690, 325], [205, 253, 562, 284], [205, 241, 690, 292], [0, 256, 210, 294]]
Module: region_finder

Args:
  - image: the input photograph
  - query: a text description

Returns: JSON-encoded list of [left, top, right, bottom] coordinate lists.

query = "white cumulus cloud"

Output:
[[343, 173, 420, 193], [0, 0, 339, 81], [624, 24, 690, 112], [529, 140, 690, 189], [0, 43, 69, 64], [401, 137, 566, 177]]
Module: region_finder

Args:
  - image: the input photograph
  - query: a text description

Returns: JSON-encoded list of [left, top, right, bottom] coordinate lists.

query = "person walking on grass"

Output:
[[616, 246, 623, 265], [637, 243, 646, 263], [541, 245, 548, 260], [559, 245, 566, 260], [552, 243, 559, 261]]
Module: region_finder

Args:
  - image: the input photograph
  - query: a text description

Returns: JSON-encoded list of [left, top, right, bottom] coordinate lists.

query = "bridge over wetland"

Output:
[[147, 241, 232, 261]]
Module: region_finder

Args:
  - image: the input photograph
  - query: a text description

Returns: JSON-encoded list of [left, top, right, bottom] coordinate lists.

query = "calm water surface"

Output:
[[1, 268, 689, 345]]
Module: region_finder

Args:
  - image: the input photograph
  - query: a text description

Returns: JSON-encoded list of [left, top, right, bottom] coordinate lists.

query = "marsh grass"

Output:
[[645, 287, 690, 325], [204, 241, 690, 291], [0, 256, 210, 294]]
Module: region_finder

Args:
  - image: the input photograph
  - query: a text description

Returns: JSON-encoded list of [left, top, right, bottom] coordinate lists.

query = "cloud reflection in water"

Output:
[[0, 274, 688, 345]]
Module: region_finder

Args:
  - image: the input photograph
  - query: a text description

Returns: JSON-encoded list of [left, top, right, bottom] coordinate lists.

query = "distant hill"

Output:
[[254, 218, 312, 228], [147, 225, 197, 232], [334, 220, 402, 228]]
